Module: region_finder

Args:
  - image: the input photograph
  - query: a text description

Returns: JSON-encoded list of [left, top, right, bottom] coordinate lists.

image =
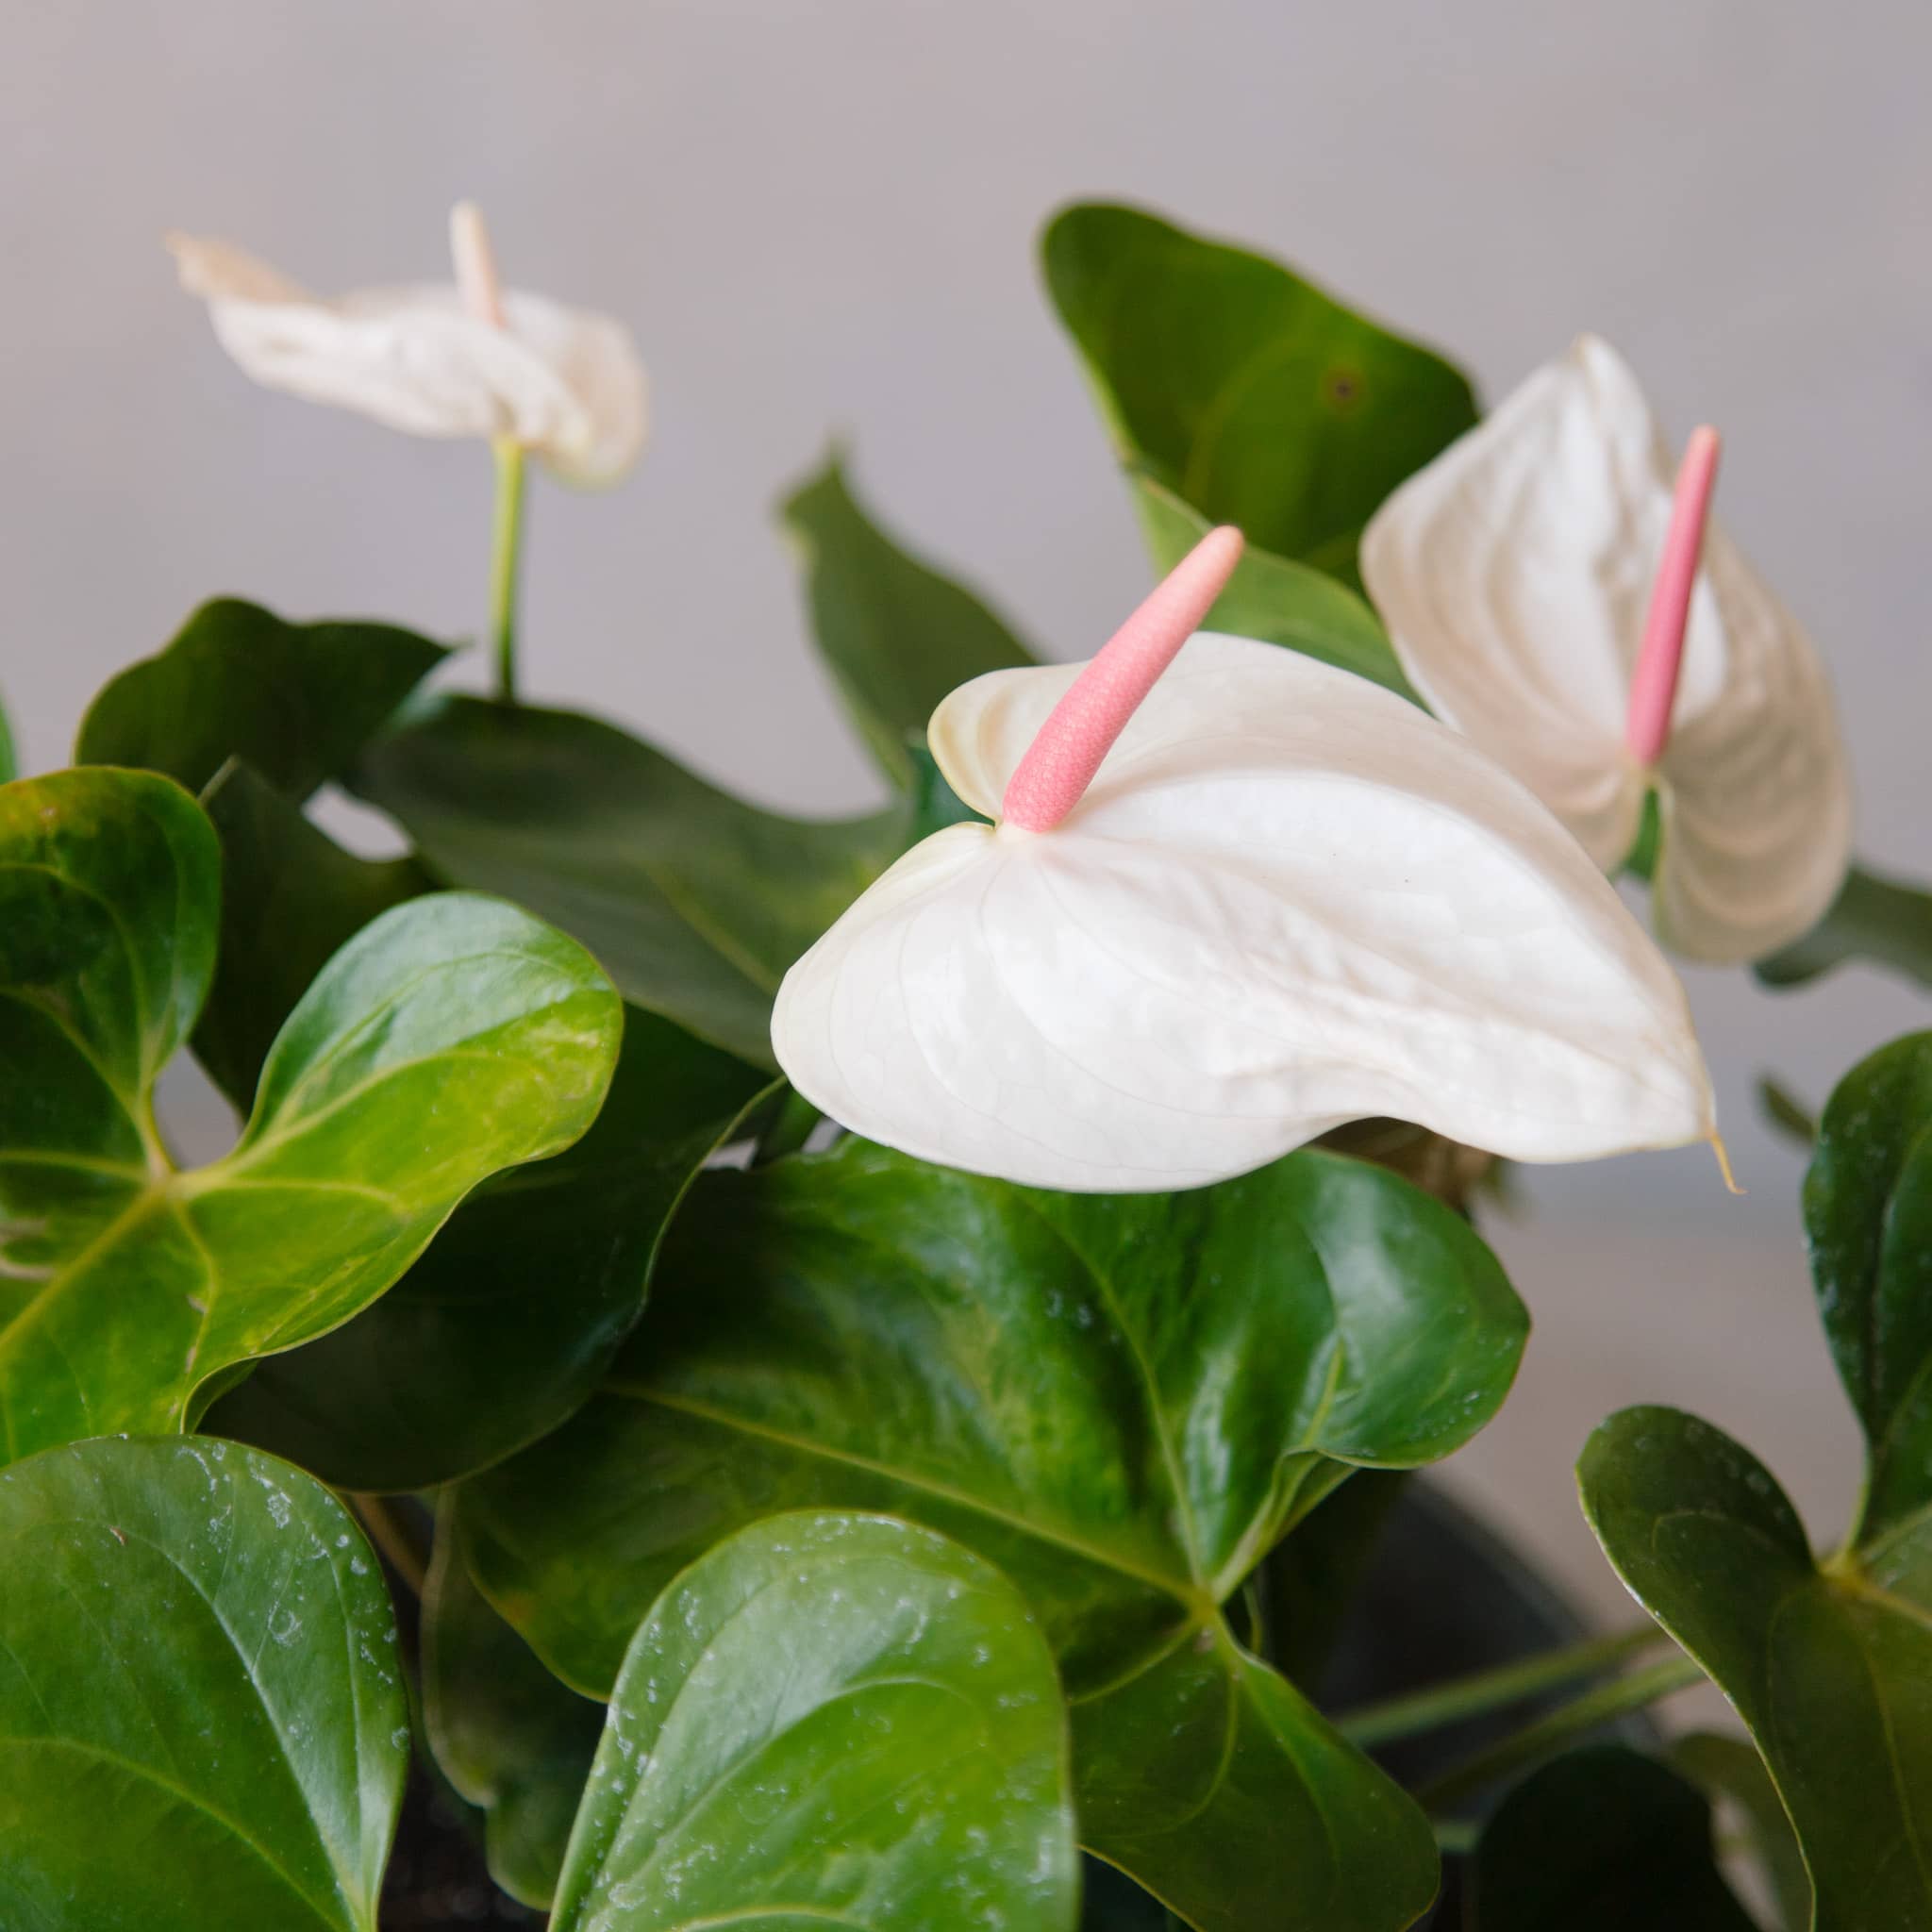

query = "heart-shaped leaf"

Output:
[[547, 1510, 1079, 1931], [1130, 475, 1417, 700], [1042, 202, 1478, 583], [1803, 1029, 1932, 1541], [208, 1004, 772, 1491], [783, 450, 1038, 788], [194, 759, 430, 1111], [0, 1435, 408, 1931], [77, 598, 448, 800], [456, 1139, 1528, 1930], [423, 1497, 603, 1907], [1579, 1407, 1932, 1932], [1467, 1745, 1757, 1930], [354, 695, 904, 1068], [0, 767, 622, 1468], [1756, 863, 1932, 994]]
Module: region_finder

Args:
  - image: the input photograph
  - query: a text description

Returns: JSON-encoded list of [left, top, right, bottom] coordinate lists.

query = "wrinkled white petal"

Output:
[[774, 635, 1713, 1192], [170, 235, 646, 485], [1360, 334, 1850, 963]]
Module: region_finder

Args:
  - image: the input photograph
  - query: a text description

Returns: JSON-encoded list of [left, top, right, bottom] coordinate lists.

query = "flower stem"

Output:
[[350, 1492, 429, 1598], [1336, 1623, 1672, 1748], [490, 436, 528, 704], [1413, 1652, 1706, 1813]]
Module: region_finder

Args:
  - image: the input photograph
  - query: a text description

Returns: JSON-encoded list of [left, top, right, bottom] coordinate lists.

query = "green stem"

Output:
[[1414, 1653, 1706, 1814], [490, 437, 528, 703], [752, 1088, 823, 1166], [350, 1492, 429, 1598], [1337, 1624, 1671, 1748]]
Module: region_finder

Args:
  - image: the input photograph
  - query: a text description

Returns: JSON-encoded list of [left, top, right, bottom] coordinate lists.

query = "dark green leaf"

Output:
[[1579, 1406, 1932, 1932], [782, 450, 1038, 787], [0, 686, 15, 785], [355, 695, 903, 1068], [1467, 1745, 1757, 1931], [457, 1140, 1527, 1930], [1131, 475, 1418, 699], [76, 598, 448, 800], [0, 1435, 407, 1931], [423, 1497, 602, 1908], [548, 1510, 1079, 1932], [1803, 1030, 1932, 1540], [0, 767, 622, 1468], [1673, 1732, 1811, 1932], [194, 759, 429, 1111], [1757, 1074, 1818, 1148], [1756, 863, 1932, 992], [208, 1006, 772, 1491], [1043, 202, 1478, 582]]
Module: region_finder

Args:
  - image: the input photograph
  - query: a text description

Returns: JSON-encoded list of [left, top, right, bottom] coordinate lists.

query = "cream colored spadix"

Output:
[[772, 534, 1717, 1193], [1360, 334, 1850, 965], [168, 204, 646, 485]]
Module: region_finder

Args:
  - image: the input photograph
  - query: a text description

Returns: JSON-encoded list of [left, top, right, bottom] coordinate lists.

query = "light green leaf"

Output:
[[783, 449, 1038, 787], [457, 1139, 1528, 1930], [208, 1005, 772, 1491], [1130, 475, 1418, 699], [1803, 1029, 1932, 1541], [548, 1510, 1079, 1932], [1673, 1732, 1811, 1932], [76, 598, 448, 800], [1468, 1745, 1757, 1931], [1042, 202, 1478, 583], [0, 1435, 408, 1931], [354, 695, 904, 1068], [194, 759, 429, 1112], [1756, 863, 1932, 993], [0, 767, 622, 1469], [1578, 1407, 1932, 1932], [423, 1496, 602, 1907]]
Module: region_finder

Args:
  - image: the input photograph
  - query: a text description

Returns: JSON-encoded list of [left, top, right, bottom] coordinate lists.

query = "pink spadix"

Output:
[[1002, 525, 1246, 830], [1626, 426, 1721, 767], [451, 202, 508, 329]]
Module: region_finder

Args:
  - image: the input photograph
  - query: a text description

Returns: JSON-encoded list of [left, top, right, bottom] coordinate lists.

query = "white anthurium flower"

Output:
[[773, 527, 1721, 1194], [1360, 334, 1851, 966], [168, 203, 646, 485]]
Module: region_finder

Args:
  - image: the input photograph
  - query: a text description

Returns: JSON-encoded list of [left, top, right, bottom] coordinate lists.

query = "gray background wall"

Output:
[[4, 0, 1925, 1613]]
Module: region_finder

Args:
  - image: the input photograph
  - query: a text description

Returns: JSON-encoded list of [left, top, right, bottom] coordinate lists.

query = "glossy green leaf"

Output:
[[208, 1005, 772, 1491], [1756, 863, 1932, 992], [783, 450, 1038, 787], [1579, 1406, 1932, 1932], [1803, 1029, 1932, 1541], [1467, 1745, 1757, 1931], [458, 1139, 1528, 1930], [0, 686, 15, 785], [194, 759, 429, 1111], [423, 1497, 602, 1908], [76, 598, 448, 800], [1043, 202, 1478, 582], [0, 767, 622, 1468], [1673, 1731, 1811, 1932], [549, 1510, 1079, 1932], [1131, 475, 1418, 699], [355, 695, 903, 1068], [0, 1435, 407, 1931]]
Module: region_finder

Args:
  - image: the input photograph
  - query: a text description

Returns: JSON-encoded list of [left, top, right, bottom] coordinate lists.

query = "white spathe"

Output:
[[773, 634, 1714, 1192], [169, 231, 646, 486], [1360, 334, 1850, 965]]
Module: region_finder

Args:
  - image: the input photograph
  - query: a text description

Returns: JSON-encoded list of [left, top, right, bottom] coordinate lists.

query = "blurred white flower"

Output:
[[774, 529, 1716, 1193], [169, 203, 646, 485], [1361, 334, 1850, 964]]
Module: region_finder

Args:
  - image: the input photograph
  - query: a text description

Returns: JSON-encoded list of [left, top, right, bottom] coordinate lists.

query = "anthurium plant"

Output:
[[2, 199, 1927, 1931]]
